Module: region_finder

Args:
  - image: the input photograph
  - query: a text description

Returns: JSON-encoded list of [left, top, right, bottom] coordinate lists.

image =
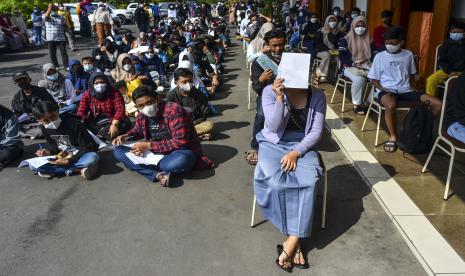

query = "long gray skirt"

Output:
[[254, 131, 322, 237]]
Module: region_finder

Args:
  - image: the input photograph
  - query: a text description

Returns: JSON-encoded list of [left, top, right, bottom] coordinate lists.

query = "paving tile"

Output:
[[348, 151, 391, 178], [395, 216, 465, 274], [367, 177, 423, 216], [427, 215, 465, 261]]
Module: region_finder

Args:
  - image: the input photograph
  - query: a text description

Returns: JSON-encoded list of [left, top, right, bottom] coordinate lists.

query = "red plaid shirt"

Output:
[[76, 88, 126, 122], [127, 101, 215, 169]]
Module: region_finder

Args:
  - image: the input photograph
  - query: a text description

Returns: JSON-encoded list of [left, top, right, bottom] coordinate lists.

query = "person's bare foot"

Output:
[[293, 245, 305, 266], [156, 172, 171, 187]]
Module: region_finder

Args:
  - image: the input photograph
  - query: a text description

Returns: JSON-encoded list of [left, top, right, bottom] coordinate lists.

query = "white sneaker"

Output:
[[38, 172, 53, 179]]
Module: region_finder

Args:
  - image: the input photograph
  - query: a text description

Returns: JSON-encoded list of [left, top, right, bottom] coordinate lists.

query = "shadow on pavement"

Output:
[[0, 52, 47, 63]]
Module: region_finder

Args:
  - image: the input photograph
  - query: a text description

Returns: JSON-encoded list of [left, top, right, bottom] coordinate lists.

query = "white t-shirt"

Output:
[[368, 49, 417, 94]]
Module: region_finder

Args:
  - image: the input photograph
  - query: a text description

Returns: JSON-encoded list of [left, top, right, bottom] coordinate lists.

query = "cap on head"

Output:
[[13, 71, 29, 82]]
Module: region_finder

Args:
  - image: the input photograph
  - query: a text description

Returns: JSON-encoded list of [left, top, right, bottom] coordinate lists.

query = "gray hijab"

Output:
[[38, 63, 67, 101]]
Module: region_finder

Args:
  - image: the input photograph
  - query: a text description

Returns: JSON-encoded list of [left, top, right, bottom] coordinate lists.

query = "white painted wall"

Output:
[[356, 0, 368, 12], [329, 0, 344, 10], [451, 0, 465, 19]]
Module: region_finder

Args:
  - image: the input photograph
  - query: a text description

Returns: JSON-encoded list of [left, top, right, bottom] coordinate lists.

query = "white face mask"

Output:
[[139, 104, 158, 117], [329, 21, 337, 29], [354, 27, 366, 36], [123, 64, 132, 72], [145, 53, 155, 59], [333, 11, 340, 16], [179, 82, 192, 92], [386, 44, 401, 53], [95, 55, 102, 60], [310, 18, 318, 23], [94, 83, 107, 94], [44, 117, 62, 129], [351, 14, 359, 19]]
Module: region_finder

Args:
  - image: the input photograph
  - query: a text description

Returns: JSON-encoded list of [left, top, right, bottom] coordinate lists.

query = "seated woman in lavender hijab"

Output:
[[254, 75, 326, 272]]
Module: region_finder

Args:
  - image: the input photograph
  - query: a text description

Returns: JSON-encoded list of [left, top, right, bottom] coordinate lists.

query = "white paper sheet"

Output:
[[18, 156, 55, 169], [125, 151, 164, 166], [87, 130, 107, 150], [277, 53, 311, 89]]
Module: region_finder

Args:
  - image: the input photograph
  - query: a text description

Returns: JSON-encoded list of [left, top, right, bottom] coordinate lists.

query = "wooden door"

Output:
[[344, 0, 355, 12]]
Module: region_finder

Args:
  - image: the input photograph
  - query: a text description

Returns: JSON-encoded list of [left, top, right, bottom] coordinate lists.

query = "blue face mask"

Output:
[[51, 11, 58, 16], [450, 32, 464, 41]]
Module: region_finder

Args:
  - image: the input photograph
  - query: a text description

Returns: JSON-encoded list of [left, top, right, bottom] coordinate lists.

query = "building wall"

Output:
[[329, 0, 345, 10], [356, 0, 368, 12], [451, 0, 465, 19]]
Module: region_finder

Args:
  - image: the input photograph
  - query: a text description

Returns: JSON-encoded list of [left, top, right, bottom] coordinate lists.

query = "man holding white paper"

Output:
[[112, 86, 214, 187]]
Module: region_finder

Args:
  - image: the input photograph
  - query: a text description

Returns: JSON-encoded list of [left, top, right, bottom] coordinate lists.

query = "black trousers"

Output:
[[48, 41, 69, 69], [0, 145, 22, 165]]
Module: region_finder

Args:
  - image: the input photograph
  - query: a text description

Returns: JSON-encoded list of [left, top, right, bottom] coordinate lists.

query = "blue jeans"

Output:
[[448, 122, 465, 144], [32, 152, 99, 175], [251, 95, 264, 150], [113, 146, 197, 182], [59, 103, 77, 115], [34, 26, 42, 45]]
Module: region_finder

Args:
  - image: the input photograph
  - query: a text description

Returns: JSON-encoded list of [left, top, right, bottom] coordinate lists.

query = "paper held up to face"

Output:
[[277, 53, 311, 89]]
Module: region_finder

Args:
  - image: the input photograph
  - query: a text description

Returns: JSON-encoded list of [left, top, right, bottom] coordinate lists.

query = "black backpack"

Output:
[[398, 106, 434, 154]]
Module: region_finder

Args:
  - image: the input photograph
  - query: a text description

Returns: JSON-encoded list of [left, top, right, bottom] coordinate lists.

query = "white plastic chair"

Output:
[[251, 153, 328, 229], [361, 86, 414, 147], [422, 76, 465, 200], [434, 44, 447, 91]]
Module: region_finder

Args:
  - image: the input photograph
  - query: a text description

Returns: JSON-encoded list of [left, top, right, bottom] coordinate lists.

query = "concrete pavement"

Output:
[[0, 28, 426, 275]]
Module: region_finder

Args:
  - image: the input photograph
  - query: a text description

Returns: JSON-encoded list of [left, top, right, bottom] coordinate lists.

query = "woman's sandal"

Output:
[[276, 245, 293, 273], [244, 150, 258, 166], [199, 133, 213, 141], [384, 141, 398, 153], [354, 106, 366, 115], [293, 249, 310, 269]]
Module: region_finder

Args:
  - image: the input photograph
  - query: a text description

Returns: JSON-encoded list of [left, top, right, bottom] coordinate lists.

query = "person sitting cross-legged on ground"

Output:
[[367, 27, 442, 153], [11, 71, 56, 139], [426, 22, 465, 98], [76, 72, 132, 141], [444, 71, 465, 143], [0, 104, 23, 170], [30, 101, 99, 179], [112, 86, 215, 187], [167, 68, 215, 141], [254, 78, 326, 272]]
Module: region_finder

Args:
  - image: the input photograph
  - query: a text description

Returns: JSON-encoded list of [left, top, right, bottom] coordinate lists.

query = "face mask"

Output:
[[310, 18, 318, 23], [116, 41, 123, 45], [145, 53, 155, 59], [271, 51, 282, 60], [83, 65, 94, 72], [123, 64, 132, 72], [95, 55, 102, 60], [333, 11, 340, 16], [44, 117, 62, 129], [298, 12, 303, 17], [46, 73, 59, 81], [354, 27, 366, 36], [139, 4, 144, 8], [179, 83, 192, 92], [154, 48, 160, 54], [140, 104, 158, 117], [51, 11, 58, 16], [351, 14, 358, 19], [386, 44, 401, 53], [450, 32, 464, 41], [94, 83, 107, 94], [329, 21, 337, 29]]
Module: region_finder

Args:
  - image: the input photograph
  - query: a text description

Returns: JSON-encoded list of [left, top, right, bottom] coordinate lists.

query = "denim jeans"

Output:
[[113, 146, 197, 182], [34, 26, 42, 45], [48, 41, 69, 69], [32, 152, 99, 175], [59, 103, 77, 115], [447, 122, 465, 144], [251, 95, 264, 150]]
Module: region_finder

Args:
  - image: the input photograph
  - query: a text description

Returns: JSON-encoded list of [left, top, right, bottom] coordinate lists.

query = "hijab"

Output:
[[110, 53, 132, 82], [88, 72, 111, 100], [67, 59, 90, 91], [250, 23, 273, 51], [320, 15, 340, 50], [38, 63, 67, 101], [344, 16, 371, 63]]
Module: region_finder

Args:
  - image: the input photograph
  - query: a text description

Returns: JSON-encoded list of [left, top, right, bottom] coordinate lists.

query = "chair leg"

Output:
[[422, 137, 441, 173], [361, 100, 373, 131], [251, 195, 257, 227], [331, 79, 339, 104], [341, 83, 347, 112], [321, 170, 327, 229], [444, 148, 456, 200], [247, 82, 252, 111], [375, 107, 381, 147]]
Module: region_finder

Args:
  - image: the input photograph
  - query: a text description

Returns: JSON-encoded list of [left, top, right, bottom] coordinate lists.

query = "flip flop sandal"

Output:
[[276, 245, 293, 273], [244, 150, 258, 165], [384, 141, 398, 153], [293, 249, 310, 269]]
